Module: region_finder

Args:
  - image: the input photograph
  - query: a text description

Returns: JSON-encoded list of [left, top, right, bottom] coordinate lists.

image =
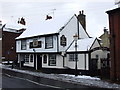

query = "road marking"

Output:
[[4, 73, 62, 89]]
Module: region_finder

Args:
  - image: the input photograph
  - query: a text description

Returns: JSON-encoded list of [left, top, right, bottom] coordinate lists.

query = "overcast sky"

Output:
[[0, 0, 117, 37]]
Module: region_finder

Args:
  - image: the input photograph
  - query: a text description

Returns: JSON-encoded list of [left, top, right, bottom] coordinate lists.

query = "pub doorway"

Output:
[[37, 54, 42, 70]]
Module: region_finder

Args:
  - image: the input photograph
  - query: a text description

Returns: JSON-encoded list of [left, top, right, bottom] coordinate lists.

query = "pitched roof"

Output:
[[3, 22, 26, 32], [67, 38, 96, 52], [16, 14, 77, 39], [106, 5, 120, 13]]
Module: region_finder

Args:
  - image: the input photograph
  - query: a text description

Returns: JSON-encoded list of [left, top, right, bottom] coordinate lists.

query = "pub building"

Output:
[[16, 11, 109, 75]]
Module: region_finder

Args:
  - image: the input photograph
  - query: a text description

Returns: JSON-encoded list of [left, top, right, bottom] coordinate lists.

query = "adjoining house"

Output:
[[106, 2, 120, 81], [99, 27, 110, 48], [1, 17, 26, 62], [16, 11, 109, 75], [99, 27, 110, 78], [66, 37, 109, 75]]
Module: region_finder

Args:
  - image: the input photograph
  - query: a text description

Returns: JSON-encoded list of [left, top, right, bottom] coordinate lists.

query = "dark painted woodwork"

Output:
[[107, 7, 120, 81]]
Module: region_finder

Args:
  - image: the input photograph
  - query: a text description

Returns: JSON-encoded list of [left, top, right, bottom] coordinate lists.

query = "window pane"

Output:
[[30, 54, 33, 62], [45, 36, 53, 49], [21, 40, 26, 50], [48, 54, 56, 66], [69, 54, 74, 61], [69, 54, 78, 61], [24, 54, 29, 63], [43, 55, 47, 64], [29, 42, 33, 48]]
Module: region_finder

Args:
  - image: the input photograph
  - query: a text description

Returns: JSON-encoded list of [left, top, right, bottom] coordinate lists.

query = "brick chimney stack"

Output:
[[18, 17, 26, 25], [77, 10, 86, 30]]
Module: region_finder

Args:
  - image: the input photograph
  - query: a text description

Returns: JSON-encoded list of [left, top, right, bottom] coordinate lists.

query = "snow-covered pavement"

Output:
[[1, 64, 120, 89]]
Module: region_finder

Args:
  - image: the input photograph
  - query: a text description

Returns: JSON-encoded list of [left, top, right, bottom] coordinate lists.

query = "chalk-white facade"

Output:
[[16, 14, 109, 75]]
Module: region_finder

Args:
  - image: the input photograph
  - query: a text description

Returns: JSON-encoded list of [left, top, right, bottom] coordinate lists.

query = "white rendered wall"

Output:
[[16, 35, 58, 53], [65, 54, 89, 70], [42, 54, 63, 69], [59, 16, 89, 52]]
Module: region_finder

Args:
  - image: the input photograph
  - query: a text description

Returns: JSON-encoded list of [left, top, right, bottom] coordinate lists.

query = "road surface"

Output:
[[1, 73, 94, 89], [2, 73, 58, 89]]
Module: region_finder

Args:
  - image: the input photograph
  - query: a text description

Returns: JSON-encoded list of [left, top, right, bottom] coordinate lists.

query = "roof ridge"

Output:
[[58, 14, 76, 33]]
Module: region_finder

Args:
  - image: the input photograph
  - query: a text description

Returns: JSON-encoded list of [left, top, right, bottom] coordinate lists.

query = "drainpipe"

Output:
[[85, 54, 86, 70], [19, 54, 21, 68], [61, 51, 65, 67]]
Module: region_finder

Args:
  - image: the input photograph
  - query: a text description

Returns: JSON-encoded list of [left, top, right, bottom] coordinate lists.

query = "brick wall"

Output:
[[2, 31, 22, 61], [107, 8, 120, 81]]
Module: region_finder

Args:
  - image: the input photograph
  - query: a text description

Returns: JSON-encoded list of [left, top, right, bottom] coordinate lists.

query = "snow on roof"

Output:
[[106, 5, 119, 12], [67, 38, 96, 52], [16, 14, 75, 39], [4, 21, 26, 31]]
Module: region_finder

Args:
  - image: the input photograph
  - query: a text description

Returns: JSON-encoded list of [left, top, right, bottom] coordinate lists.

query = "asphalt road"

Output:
[[2, 73, 56, 89], [1, 73, 94, 90]]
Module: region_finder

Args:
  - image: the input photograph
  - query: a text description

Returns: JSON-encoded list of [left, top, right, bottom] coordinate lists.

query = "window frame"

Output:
[[48, 54, 56, 66], [43, 54, 47, 64], [30, 54, 34, 63], [45, 36, 53, 49], [69, 54, 78, 61], [21, 40, 27, 50], [24, 54, 29, 63]]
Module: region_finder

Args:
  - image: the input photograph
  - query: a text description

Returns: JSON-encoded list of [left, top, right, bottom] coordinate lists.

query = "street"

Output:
[[1, 72, 94, 90], [2, 73, 57, 89]]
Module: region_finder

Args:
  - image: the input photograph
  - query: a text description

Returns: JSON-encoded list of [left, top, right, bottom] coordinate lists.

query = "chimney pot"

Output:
[[19, 17, 26, 25], [82, 10, 84, 14], [77, 10, 86, 30], [79, 11, 81, 15], [104, 27, 108, 33]]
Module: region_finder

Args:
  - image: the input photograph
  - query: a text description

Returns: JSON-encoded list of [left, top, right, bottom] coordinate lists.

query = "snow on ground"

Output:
[[1, 64, 120, 89], [2, 61, 13, 64]]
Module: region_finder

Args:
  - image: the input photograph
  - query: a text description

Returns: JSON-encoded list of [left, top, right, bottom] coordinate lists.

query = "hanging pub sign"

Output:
[[60, 35, 67, 47], [33, 38, 38, 47], [30, 38, 42, 48]]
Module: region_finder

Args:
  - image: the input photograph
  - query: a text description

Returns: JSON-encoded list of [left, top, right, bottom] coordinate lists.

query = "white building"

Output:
[[16, 12, 109, 75]]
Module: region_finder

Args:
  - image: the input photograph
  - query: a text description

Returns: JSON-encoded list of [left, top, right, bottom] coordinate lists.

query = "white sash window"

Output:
[[45, 36, 53, 49], [21, 40, 26, 50], [48, 54, 56, 66]]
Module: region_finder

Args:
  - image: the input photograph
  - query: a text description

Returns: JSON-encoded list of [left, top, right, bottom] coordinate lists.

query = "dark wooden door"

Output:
[[37, 55, 42, 70], [92, 59, 98, 70], [90, 59, 98, 76]]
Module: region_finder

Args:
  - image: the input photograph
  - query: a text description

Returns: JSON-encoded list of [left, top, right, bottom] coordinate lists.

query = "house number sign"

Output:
[[60, 35, 67, 47]]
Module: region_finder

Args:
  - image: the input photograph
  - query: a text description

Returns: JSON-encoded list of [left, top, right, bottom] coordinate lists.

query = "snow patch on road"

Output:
[[1, 64, 120, 89]]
